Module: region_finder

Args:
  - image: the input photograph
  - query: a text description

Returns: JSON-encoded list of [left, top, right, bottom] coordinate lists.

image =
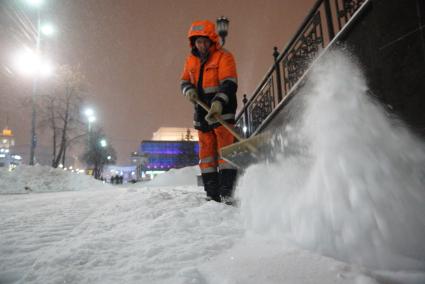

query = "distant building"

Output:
[[152, 127, 198, 141], [0, 127, 22, 169], [137, 127, 199, 180]]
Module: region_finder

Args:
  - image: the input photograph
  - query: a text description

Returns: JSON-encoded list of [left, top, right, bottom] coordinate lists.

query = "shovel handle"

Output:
[[194, 98, 243, 142]]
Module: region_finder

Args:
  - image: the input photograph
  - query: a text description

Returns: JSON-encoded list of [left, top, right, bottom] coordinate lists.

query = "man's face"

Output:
[[195, 37, 211, 56]]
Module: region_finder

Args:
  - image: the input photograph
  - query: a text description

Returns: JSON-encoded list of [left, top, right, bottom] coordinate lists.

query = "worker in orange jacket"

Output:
[[180, 20, 238, 205]]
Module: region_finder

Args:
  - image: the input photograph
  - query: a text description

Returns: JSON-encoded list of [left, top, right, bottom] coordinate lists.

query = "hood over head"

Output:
[[187, 20, 220, 49]]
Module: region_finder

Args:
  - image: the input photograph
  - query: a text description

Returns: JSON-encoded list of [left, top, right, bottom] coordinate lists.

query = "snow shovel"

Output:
[[220, 131, 271, 168], [194, 98, 270, 168]]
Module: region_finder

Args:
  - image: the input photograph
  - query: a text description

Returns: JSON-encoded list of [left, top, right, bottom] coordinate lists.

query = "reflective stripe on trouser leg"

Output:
[[213, 125, 237, 170], [198, 130, 218, 173], [198, 130, 220, 200]]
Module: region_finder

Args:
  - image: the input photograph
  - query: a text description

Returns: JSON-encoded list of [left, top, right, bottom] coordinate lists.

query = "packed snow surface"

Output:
[[1, 50, 425, 283]]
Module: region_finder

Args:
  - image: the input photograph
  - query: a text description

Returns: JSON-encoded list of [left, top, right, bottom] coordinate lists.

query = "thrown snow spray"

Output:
[[237, 49, 425, 271]]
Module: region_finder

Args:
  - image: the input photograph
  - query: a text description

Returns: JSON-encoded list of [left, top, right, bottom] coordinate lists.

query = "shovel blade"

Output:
[[220, 131, 272, 169]]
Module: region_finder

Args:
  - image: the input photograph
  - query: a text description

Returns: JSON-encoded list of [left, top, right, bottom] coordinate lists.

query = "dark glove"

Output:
[[205, 101, 223, 124]]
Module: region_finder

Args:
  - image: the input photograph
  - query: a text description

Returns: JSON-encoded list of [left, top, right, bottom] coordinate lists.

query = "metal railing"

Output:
[[236, 0, 368, 137]]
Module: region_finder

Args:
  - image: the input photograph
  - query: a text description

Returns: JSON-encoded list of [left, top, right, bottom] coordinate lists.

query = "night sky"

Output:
[[0, 0, 314, 165]]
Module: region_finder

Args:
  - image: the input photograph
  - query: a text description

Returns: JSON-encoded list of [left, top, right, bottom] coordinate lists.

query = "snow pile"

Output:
[[146, 166, 200, 187], [238, 50, 425, 271], [0, 165, 110, 194]]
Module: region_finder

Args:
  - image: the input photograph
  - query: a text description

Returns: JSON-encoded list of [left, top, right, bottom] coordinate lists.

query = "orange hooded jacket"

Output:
[[181, 20, 238, 131]]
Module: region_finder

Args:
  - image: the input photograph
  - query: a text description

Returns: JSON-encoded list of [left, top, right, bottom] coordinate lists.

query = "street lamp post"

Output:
[[13, 46, 54, 165], [84, 108, 96, 151], [94, 138, 107, 180], [25, 0, 56, 165], [84, 108, 96, 132], [28, 7, 41, 165]]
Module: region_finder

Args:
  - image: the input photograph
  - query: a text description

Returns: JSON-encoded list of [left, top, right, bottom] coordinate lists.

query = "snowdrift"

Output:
[[0, 165, 111, 194], [146, 166, 200, 187]]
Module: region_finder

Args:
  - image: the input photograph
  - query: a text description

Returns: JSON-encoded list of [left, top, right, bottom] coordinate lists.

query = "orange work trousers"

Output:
[[198, 125, 235, 174]]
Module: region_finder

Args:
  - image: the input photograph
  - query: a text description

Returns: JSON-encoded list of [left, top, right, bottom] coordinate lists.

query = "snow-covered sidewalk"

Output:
[[0, 186, 242, 283], [1, 185, 388, 284], [0, 189, 119, 283]]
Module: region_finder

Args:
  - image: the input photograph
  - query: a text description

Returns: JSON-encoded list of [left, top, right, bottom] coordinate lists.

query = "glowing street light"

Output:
[[84, 108, 96, 134], [100, 139, 107, 148], [84, 108, 94, 117], [13, 47, 53, 78], [41, 23, 56, 36], [107, 155, 112, 160], [25, 0, 45, 7]]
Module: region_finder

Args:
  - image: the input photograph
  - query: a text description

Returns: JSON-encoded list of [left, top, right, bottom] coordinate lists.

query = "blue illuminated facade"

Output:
[[140, 140, 199, 171]]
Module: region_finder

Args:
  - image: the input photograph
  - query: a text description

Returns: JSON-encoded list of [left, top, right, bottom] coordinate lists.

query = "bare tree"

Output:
[[81, 126, 116, 179], [38, 65, 87, 167]]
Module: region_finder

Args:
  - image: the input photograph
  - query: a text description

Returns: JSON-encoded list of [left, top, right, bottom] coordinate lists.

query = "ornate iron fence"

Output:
[[236, 0, 368, 137]]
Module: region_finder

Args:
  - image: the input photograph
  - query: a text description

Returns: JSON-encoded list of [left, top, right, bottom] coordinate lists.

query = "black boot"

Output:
[[219, 169, 237, 204], [201, 172, 220, 202]]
